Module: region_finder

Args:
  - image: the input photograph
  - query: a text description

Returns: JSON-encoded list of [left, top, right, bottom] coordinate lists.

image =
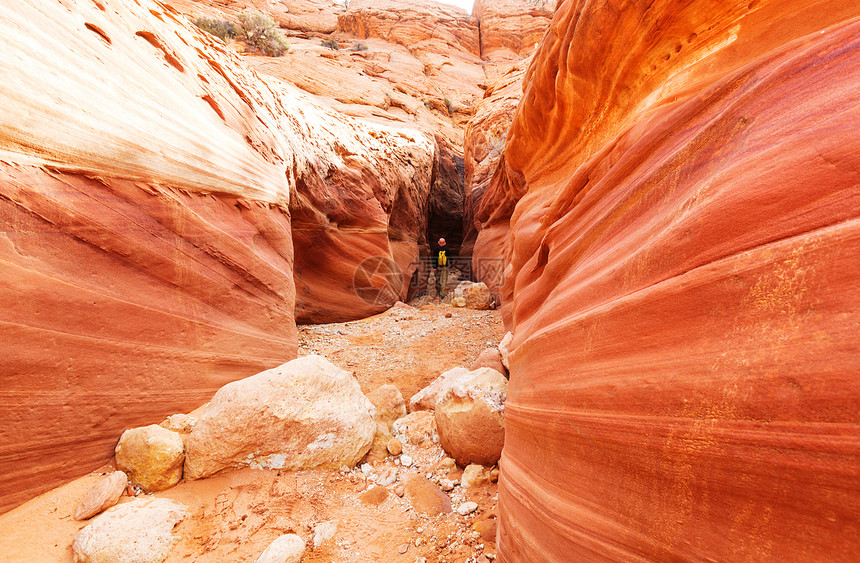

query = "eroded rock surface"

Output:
[[472, 0, 860, 560]]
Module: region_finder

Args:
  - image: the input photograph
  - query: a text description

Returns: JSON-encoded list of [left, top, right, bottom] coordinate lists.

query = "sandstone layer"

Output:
[[473, 0, 557, 59], [474, 1, 860, 560], [0, 0, 434, 512]]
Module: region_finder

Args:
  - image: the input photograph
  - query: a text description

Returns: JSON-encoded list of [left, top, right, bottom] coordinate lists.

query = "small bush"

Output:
[[191, 16, 238, 42], [237, 12, 289, 56], [444, 97, 454, 115], [321, 38, 340, 50], [351, 41, 368, 52]]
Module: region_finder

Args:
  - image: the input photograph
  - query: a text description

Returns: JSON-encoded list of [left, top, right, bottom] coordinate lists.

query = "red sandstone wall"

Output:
[[473, 0, 860, 560], [0, 0, 432, 512]]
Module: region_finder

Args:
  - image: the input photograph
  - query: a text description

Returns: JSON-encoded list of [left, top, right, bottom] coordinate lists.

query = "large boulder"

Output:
[[114, 425, 184, 492], [184, 355, 376, 479], [72, 498, 187, 563], [435, 369, 507, 466], [73, 472, 128, 521]]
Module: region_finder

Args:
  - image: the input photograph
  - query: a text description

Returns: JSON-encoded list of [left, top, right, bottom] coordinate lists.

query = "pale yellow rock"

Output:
[[461, 464, 490, 488], [387, 438, 403, 456], [115, 425, 184, 492], [255, 533, 306, 563], [463, 282, 492, 310], [73, 471, 128, 521], [72, 498, 187, 563], [184, 355, 376, 479]]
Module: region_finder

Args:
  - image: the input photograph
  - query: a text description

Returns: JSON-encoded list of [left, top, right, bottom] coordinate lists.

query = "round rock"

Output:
[[115, 425, 184, 491]]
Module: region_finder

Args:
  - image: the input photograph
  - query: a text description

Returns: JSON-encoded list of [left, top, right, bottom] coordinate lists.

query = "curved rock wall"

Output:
[[474, 0, 860, 560], [0, 0, 434, 512], [290, 109, 435, 323], [473, 0, 557, 58]]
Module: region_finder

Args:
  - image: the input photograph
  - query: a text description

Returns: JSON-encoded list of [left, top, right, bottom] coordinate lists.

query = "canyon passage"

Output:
[[0, 0, 858, 562]]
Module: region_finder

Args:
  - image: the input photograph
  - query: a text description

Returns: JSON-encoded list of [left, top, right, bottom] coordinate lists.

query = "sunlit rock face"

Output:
[[0, 0, 433, 512], [339, 0, 480, 56], [473, 0, 557, 59], [474, 0, 860, 560]]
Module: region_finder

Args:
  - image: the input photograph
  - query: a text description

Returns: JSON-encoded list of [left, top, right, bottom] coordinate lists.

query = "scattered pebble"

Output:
[[313, 521, 337, 548], [401, 454, 413, 467], [457, 502, 478, 515], [387, 438, 403, 456], [398, 543, 409, 554], [377, 467, 397, 487]]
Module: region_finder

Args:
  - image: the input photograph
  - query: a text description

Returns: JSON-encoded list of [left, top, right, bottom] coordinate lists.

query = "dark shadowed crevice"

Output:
[[427, 135, 466, 256]]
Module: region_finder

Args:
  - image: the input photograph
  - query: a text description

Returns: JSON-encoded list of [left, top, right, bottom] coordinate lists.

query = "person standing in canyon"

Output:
[[432, 237, 450, 298]]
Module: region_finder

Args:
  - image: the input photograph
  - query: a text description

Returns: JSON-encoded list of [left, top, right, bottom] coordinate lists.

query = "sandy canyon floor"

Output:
[[0, 300, 506, 562]]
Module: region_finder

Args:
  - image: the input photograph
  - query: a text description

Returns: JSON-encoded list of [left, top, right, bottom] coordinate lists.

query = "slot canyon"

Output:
[[0, 0, 857, 561]]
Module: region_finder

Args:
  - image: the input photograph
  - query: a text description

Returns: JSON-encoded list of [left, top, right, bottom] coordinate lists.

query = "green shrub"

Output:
[[191, 16, 238, 42], [321, 38, 340, 51], [237, 12, 289, 56], [444, 97, 454, 115], [351, 41, 368, 52]]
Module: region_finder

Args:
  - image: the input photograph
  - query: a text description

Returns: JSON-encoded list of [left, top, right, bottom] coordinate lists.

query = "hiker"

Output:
[[432, 237, 450, 297]]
